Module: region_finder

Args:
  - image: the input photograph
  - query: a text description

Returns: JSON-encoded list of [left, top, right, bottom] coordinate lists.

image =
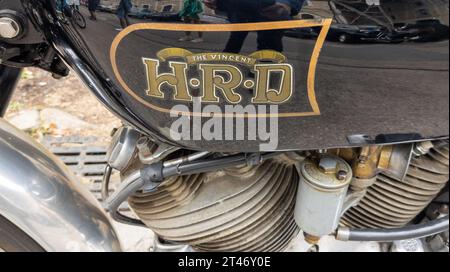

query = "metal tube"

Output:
[[101, 165, 113, 201], [103, 170, 146, 226], [163, 153, 246, 177], [104, 170, 143, 213], [162, 152, 278, 178], [51, 38, 171, 145], [336, 215, 449, 242], [0, 65, 21, 117], [163, 151, 211, 168]]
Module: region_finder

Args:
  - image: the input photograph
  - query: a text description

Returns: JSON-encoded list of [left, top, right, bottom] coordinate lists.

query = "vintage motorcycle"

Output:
[[0, 0, 448, 252]]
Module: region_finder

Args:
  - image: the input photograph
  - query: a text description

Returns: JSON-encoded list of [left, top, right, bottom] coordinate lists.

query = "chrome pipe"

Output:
[[336, 215, 449, 242], [163, 151, 211, 168]]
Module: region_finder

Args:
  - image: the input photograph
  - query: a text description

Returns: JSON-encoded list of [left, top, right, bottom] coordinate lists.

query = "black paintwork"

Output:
[[3, 0, 449, 152], [0, 65, 21, 117]]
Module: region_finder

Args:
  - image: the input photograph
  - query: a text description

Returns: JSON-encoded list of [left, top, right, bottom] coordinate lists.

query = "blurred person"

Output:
[[117, 0, 133, 29], [204, 0, 305, 52], [56, 0, 66, 12], [88, 0, 100, 20], [178, 0, 204, 43], [67, 0, 80, 10]]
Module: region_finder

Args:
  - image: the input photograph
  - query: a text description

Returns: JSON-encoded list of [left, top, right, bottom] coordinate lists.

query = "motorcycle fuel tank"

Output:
[[23, 0, 449, 152]]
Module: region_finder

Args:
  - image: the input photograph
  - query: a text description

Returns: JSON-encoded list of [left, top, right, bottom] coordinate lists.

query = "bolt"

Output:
[[413, 141, 434, 157], [358, 155, 369, 164], [137, 137, 155, 157], [0, 17, 21, 39], [337, 170, 348, 181], [439, 204, 449, 215], [137, 137, 150, 151], [319, 157, 338, 173]]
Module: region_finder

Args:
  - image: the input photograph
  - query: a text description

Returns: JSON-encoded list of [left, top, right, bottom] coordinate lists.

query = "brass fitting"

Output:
[[304, 233, 321, 245], [329, 145, 393, 179], [352, 145, 393, 179]]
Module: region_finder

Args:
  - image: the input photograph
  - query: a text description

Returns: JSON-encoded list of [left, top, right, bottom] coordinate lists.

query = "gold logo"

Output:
[[110, 19, 333, 117], [143, 48, 293, 104]]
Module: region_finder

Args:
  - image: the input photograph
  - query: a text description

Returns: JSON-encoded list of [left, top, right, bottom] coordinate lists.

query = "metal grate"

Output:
[[42, 135, 131, 213], [42, 135, 108, 201]]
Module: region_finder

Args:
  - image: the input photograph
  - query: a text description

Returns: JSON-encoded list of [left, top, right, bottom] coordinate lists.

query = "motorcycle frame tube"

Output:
[[35, 4, 175, 146], [0, 65, 21, 117], [52, 35, 177, 146], [0, 118, 122, 252]]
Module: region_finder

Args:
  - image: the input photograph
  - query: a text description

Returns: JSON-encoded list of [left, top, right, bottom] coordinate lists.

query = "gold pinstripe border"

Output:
[[110, 19, 332, 118]]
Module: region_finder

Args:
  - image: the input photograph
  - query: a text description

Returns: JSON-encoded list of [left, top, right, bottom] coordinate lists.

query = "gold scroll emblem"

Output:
[[143, 48, 292, 104], [110, 19, 333, 118]]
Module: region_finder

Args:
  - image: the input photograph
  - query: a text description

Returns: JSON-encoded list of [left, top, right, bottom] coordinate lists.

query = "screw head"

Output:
[[337, 170, 348, 181], [0, 17, 21, 39]]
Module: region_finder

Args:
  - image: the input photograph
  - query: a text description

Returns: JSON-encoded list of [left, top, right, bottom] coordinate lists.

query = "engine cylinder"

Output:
[[341, 142, 449, 229], [129, 159, 299, 252]]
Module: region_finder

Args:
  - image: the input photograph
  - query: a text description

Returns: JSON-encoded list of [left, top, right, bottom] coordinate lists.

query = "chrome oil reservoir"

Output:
[[294, 155, 352, 237]]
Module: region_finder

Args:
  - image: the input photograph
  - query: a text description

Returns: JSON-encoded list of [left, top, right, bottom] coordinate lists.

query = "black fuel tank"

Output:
[[29, 0, 449, 152]]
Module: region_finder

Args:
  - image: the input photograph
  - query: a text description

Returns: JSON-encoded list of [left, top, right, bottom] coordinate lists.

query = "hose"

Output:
[[336, 215, 449, 242]]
